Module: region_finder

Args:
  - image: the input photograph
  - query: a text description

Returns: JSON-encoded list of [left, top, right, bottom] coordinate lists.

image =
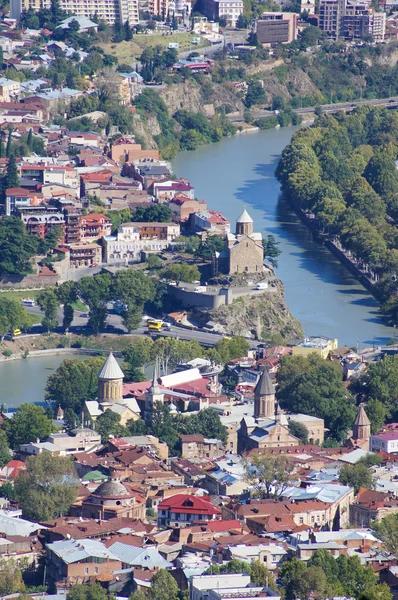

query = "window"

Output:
[[299, 517, 303, 524], [94, 567, 99, 574], [85, 567, 89, 574]]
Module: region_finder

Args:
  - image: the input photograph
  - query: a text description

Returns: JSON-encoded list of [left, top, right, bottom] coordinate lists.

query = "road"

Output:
[[227, 97, 398, 123], [24, 305, 237, 347]]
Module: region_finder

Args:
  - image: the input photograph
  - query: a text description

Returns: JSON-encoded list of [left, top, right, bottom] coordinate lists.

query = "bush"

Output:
[[2, 350, 12, 357]]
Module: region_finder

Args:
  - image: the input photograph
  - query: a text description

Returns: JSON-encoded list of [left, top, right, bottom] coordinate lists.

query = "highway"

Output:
[[227, 97, 398, 123], [24, 305, 232, 348]]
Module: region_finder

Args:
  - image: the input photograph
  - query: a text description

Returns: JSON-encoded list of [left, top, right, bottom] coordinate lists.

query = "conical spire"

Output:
[[236, 205, 253, 224], [98, 352, 124, 380], [354, 403, 371, 427], [254, 366, 275, 397]]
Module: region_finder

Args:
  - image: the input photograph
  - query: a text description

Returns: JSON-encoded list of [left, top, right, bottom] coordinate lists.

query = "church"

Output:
[[226, 207, 265, 275], [238, 366, 325, 453]]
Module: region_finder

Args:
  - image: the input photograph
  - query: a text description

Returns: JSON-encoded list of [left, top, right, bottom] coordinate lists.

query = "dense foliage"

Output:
[[276, 106, 398, 320], [276, 353, 356, 442]]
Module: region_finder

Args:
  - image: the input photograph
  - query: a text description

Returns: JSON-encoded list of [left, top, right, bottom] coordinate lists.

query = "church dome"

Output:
[[98, 352, 124, 380], [236, 207, 253, 224], [93, 478, 130, 498]]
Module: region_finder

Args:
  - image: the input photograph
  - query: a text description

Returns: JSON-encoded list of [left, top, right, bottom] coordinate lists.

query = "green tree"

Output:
[[245, 81, 267, 108], [161, 263, 200, 283], [57, 280, 77, 332], [77, 273, 112, 334], [276, 353, 356, 442], [250, 560, 278, 591], [14, 452, 78, 521], [242, 451, 297, 499], [279, 558, 328, 600], [132, 204, 172, 222], [96, 410, 129, 442], [124, 20, 133, 40], [0, 558, 25, 596], [359, 584, 393, 600], [0, 430, 11, 468], [365, 399, 387, 434], [288, 420, 309, 444], [359, 355, 398, 418], [0, 217, 38, 276], [112, 270, 155, 332], [146, 401, 180, 452], [45, 357, 104, 411], [214, 336, 250, 364], [372, 512, 398, 554], [123, 337, 154, 381], [262, 235, 281, 268], [3, 154, 20, 190], [5, 404, 53, 449], [339, 462, 375, 493], [36, 288, 60, 332], [0, 297, 31, 340], [151, 568, 179, 600], [5, 130, 12, 158], [186, 408, 227, 444], [147, 254, 163, 269], [67, 583, 109, 600]]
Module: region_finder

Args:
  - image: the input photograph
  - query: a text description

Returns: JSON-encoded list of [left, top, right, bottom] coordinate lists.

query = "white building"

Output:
[[190, 574, 281, 600], [371, 431, 398, 453], [102, 221, 180, 265], [11, 0, 139, 24]]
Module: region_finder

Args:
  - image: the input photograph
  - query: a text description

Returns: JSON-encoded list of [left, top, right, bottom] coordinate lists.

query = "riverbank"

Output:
[[0, 346, 123, 364]]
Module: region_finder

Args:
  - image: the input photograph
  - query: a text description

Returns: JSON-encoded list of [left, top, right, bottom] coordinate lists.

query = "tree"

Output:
[[276, 353, 356, 442], [0, 430, 11, 468], [5, 404, 53, 449], [236, 13, 248, 28], [27, 128, 33, 150], [359, 355, 398, 418], [131, 204, 173, 222], [0, 558, 25, 596], [365, 398, 387, 434], [36, 288, 60, 332], [112, 270, 155, 332], [151, 569, 179, 600], [373, 512, 398, 554], [147, 254, 163, 269], [5, 129, 12, 158], [14, 452, 78, 522], [242, 451, 297, 499], [96, 410, 129, 442], [250, 560, 278, 591], [262, 235, 281, 268], [339, 462, 375, 494], [62, 303, 74, 332], [145, 401, 180, 452], [279, 558, 328, 600], [68, 584, 109, 600], [0, 297, 31, 341], [0, 217, 38, 276], [57, 280, 77, 332], [76, 273, 112, 334], [3, 154, 20, 190], [359, 584, 393, 600], [214, 336, 250, 364], [124, 20, 133, 40], [288, 420, 309, 444], [186, 408, 228, 444], [245, 81, 267, 108], [45, 357, 104, 411], [123, 337, 154, 381], [161, 263, 200, 284]]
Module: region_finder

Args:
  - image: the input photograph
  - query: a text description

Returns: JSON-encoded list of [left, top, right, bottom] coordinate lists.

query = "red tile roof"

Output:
[[158, 494, 221, 516]]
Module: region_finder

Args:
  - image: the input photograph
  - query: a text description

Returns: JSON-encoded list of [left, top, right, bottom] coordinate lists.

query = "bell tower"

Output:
[[254, 366, 276, 419], [98, 352, 124, 403], [353, 403, 371, 441], [236, 206, 254, 236]]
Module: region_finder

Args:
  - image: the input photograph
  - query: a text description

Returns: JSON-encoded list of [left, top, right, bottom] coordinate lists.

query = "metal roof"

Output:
[[46, 538, 119, 564], [98, 352, 124, 380], [108, 543, 172, 569]]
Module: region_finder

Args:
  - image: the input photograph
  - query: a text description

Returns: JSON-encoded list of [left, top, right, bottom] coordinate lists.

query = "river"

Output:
[[172, 126, 395, 349]]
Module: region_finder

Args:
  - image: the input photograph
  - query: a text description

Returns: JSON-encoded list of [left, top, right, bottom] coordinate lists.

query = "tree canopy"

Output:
[[276, 353, 356, 441], [45, 357, 104, 411], [5, 404, 53, 449], [14, 452, 78, 521]]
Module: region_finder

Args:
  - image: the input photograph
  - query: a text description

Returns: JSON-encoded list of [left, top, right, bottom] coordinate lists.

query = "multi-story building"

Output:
[[62, 242, 102, 267], [200, 0, 243, 27], [11, 0, 139, 23], [319, 0, 386, 39], [102, 221, 180, 264], [158, 493, 221, 528], [319, 0, 345, 37], [255, 13, 298, 45], [5, 187, 44, 216], [17, 206, 65, 239], [80, 213, 112, 242], [0, 78, 21, 102], [371, 430, 398, 453], [190, 574, 281, 600]]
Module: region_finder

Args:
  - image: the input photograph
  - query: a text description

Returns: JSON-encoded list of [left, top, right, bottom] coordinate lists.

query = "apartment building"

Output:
[[17, 206, 65, 238], [319, 0, 386, 39], [255, 13, 298, 45], [200, 0, 243, 27], [102, 221, 180, 264], [11, 0, 139, 24]]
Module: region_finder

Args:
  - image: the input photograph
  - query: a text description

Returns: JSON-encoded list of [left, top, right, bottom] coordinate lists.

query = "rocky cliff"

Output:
[[198, 280, 303, 343]]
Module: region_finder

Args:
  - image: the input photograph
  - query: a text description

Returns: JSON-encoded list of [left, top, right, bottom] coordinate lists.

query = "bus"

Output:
[[147, 319, 163, 331], [21, 297, 35, 307]]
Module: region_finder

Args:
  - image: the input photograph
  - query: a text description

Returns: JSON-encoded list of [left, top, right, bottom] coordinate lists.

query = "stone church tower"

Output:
[[353, 403, 371, 441], [236, 206, 254, 236], [98, 352, 124, 403], [254, 366, 276, 419]]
